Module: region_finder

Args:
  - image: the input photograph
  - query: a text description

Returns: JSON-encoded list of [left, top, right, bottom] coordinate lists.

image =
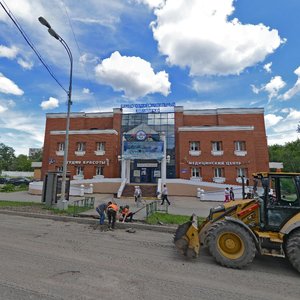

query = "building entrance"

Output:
[[130, 160, 161, 183]]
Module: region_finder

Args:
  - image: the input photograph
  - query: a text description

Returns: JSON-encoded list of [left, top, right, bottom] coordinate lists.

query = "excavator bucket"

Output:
[[174, 214, 200, 258]]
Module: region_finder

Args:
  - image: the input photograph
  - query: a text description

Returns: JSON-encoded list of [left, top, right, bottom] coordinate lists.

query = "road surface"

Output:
[[0, 214, 299, 300]]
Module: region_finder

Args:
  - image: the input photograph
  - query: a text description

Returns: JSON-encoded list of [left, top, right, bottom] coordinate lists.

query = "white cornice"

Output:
[[47, 112, 113, 118], [178, 126, 254, 132], [184, 108, 264, 116], [50, 129, 118, 135]]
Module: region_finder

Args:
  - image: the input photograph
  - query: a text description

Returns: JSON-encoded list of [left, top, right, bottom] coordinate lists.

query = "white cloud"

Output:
[[192, 79, 220, 93], [150, 0, 284, 76], [0, 45, 18, 59], [264, 114, 283, 128], [82, 88, 92, 94], [135, 0, 165, 9], [95, 51, 171, 99], [17, 58, 34, 70], [280, 66, 300, 100], [263, 62, 272, 73], [0, 73, 24, 95], [0, 104, 8, 113], [251, 76, 286, 100], [40, 97, 59, 110], [266, 109, 300, 145]]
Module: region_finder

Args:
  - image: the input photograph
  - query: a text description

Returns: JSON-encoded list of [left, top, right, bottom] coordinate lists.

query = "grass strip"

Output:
[[146, 212, 205, 225]]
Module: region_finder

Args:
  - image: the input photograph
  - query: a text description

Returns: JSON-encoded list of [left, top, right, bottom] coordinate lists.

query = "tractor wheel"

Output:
[[204, 222, 220, 254], [174, 222, 191, 255], [208, 220, 256, 269], [285, 229, 300, 273]]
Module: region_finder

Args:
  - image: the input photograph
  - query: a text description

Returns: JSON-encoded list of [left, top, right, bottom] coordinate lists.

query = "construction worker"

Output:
[[107, 201, 118, 230], [95, 202, 107, 225], [119, 205, 134, 223]]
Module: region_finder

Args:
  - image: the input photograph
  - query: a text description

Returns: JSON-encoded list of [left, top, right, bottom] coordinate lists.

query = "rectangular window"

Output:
[[56, 166, 63, 172], [236, 168, 248, 177], [214, 167, 224, 177], [96, 166, 104, 176], [235, 141, 246, 151], [96, 142, 105, 151], [212, 141, 222, 151], [189, 141, 200, 151], [191, 167, 201, 178], [76, 142, 86, 152], [57, 142, 64, 151], [76, 166, 84, 175]]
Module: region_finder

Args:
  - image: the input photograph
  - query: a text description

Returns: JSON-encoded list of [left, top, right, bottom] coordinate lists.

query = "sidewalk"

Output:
[[0, 191, 222, 219]]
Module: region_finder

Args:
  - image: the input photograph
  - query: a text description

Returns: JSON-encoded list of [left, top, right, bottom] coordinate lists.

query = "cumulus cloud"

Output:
[[17, 58, 34, 70], [263, 62, 272, 73], [192, 79, 220, 93], [150, 0, 284, 76], [95, 51, 171, 99], [280, 66, 300, 100], [82, 88, 92, 94], [0, 104, 8, 113], [0, 45, 18, 59], [0, 73, 24, 95], [251, 76, 286, 101], [135, 0, 165, 9], [266, 109, 300, 145], [40, 97, 59, 110], [264, 114, 283, 128]]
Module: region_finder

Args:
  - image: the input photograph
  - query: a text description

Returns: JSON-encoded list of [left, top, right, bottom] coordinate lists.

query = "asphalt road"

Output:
[[0, 215, 299, 300]]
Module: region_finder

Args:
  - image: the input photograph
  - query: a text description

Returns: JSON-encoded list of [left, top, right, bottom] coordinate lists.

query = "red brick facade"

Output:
[[42, 107, 269, 185]]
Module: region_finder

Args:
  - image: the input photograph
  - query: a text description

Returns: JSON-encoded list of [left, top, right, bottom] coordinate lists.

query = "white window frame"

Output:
[[236, 168, 248, 183], [76, 166, 84, 175], [56, 166, 63, 172], [75, 142, 86, 156], [96, 166, 104, 176], [189, 141, 201, 156], [95, 142, 106, 155], [213, 167, 225, 183], [234, 141, 247, 156], [211, 141, 224, 156], [191, 167, 202, 181], [56, 142, 65, 156]]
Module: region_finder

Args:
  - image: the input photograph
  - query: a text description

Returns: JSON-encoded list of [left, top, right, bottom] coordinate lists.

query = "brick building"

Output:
[[42, 106, 269, 185]]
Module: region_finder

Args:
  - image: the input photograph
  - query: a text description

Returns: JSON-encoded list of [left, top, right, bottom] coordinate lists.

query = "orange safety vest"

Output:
[[107, 203, 118, 212]]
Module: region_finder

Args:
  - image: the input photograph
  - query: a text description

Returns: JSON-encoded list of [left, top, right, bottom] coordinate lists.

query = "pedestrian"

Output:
[[161, 184, 170, 205], [224, 187, 230, 202], [134, 186, 142, 207], [107, 201, 119, 230], [229, 187, 235, 201], [119, 205, 134, 223], [95, 202, 107, 225]]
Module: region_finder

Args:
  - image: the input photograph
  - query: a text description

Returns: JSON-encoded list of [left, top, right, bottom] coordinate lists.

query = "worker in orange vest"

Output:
[[107, 201, 119, 230], [119, 205, 134, 223]]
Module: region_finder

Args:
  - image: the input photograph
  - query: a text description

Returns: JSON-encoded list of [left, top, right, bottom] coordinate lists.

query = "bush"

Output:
[[1, 184, 15, 192]]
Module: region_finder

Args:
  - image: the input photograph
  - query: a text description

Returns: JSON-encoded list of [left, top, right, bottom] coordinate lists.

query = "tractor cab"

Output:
[[253, 172, 300, 231]]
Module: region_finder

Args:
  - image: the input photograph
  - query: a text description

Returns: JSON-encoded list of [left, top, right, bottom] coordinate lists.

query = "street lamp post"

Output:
[[38, 16, 73, 210]]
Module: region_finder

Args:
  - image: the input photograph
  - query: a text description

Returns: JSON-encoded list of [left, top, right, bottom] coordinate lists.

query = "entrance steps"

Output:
[[122, 184, 157, 198]]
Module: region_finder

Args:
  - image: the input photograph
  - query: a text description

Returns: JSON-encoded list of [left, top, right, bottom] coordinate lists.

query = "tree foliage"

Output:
[[0, 143, 16, 172], [269, 139, 300, 172]]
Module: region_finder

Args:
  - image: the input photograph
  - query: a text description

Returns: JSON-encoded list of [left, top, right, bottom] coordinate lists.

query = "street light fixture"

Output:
[[39, 16, 73, 210]]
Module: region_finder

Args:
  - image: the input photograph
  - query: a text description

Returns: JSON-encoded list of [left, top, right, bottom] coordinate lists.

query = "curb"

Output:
[[0, 210, 177, 234]]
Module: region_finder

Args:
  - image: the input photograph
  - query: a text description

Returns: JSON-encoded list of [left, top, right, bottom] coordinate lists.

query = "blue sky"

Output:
[[0, 0, 300, 155]]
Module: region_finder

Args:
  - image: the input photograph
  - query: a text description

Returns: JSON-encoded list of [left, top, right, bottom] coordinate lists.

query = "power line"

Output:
[[0, 0, 68, 94], [60, 0, 101, 111]]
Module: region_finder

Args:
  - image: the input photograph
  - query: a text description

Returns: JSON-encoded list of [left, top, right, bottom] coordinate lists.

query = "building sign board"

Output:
[[123, 141, 164, 160], [68, 159, 109, 165], [137, 163, 158, 168], [121, 102, 175, 113], [188, 161, 242, 166]]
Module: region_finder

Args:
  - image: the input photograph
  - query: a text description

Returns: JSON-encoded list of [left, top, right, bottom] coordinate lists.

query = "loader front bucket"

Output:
[[174, 214, 200, 258]]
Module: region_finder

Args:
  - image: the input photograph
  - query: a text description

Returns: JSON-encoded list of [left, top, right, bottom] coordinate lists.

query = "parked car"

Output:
[[6, 177, 31, 186], [0, 177, 9, 184]]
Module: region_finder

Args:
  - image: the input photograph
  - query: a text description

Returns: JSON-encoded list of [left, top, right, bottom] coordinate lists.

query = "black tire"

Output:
[[285, 229, 300, 273], [208, 220, 256, 269], [204, 222, 220, 254]]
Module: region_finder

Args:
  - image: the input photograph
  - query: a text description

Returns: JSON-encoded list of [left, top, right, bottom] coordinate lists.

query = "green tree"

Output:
[[11, 154, 33, 171], [269, 139, 300, 172], [0, 143, 16, 172], [30, 149, 43, 162]]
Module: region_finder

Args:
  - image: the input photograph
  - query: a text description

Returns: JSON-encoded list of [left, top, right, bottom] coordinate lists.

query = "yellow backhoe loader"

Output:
[[174, 172, 300, 273]]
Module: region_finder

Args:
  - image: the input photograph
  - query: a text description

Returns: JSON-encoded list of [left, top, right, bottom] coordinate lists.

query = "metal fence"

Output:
[[73, 196, 95, 216], [145, 200, 168, 218]]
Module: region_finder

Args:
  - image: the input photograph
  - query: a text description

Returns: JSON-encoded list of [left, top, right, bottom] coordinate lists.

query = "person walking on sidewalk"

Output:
[[107, 201, 119, 230], [95, 202, 107, 225], [161, 184, 170, 205], [224, 187, 230, 202], [229, 187, 235, 201]]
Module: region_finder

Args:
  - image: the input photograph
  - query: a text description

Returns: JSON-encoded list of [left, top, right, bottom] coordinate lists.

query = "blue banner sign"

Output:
[[123, 141, 164, 160]]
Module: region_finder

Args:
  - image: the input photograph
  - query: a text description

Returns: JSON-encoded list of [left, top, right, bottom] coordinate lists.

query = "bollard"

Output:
[[89, 183, 94, 194], [197, 188, 201, 198], [80, 184, 84, 197]]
